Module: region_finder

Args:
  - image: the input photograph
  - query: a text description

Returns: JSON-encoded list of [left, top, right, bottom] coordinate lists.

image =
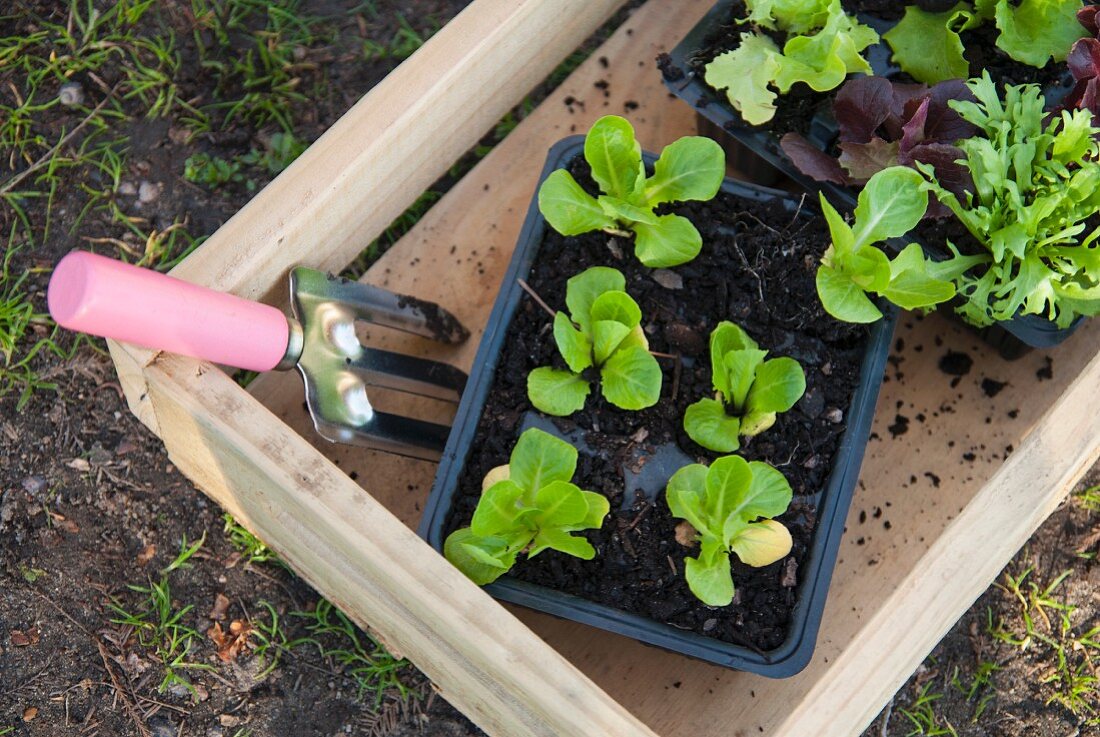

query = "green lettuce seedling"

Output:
[[683, 322, 805, 453], [884, 1, 1086, 84], [528, 266, 662, 416], [704, 0, 878, 126], [667, 455, 793, 606], [816, 166, 958, 323], [538, 115, 724, 268], [918, 73, 1100, 328], [444, 428, 610, 585]]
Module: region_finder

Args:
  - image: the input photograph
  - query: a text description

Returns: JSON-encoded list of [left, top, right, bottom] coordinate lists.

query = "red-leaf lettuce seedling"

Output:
[[444, 428, 610, 585], [667, 455, 793, 607], [527, 266, 662, 416], [883, 0, 1086, 84], [684, 322, 806, 453], [816, 166, 959, 323], [538, 115, 725, 267], [703, 0, 878, 126]]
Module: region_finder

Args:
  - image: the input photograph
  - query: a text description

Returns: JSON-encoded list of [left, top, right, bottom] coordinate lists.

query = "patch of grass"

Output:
[[290, 599, 411, 707], [950, 660, 1000, 723], [899, 683, 959, 737], [249, 600, 290, 677], [184, 131, 308, 190], [1074, 483, 1100, 513], [162, 531, 206, 574], [362, 13, 433, 61], [223, 513, 284, 568], [107, 575, 213, 695]]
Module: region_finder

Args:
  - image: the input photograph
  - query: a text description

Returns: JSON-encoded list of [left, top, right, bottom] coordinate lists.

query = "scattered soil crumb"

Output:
[[1036, 356, 1054, 381], [924, 472, 942, 488], [980, 378, 1007, 397], [938, 350, 973, 377], [887, 414, 909, 438]]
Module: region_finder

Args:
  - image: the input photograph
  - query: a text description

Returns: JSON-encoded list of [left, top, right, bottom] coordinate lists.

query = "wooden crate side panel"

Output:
[[138, 351, 657, 737], [168, 0, 628, 305]]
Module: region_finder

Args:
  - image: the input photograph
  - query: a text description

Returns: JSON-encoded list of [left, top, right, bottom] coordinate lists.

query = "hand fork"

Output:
[[48, 251, 469, 461]]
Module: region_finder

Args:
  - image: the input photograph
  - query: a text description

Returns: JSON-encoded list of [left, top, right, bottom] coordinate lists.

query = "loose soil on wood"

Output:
[[443, 155, 869, 652]]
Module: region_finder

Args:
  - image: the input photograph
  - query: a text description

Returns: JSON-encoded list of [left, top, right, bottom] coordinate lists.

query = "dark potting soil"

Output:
[[442, 157, 870, 652], [678, 0, 1074, 139]]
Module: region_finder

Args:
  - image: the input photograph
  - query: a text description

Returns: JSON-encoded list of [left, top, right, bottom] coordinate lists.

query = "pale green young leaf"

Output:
[[852, 166, 929, 247], [528, 527, 596, 560], [470, 480, 530, 537], [590, 290, 642, 329], [575, 491, 611, 531], [444, 529, 517, 585], [565, 267, 625, 333], [600, 345, 662, 410], [553, 312, 593, 374], [598, 194, 659, 226], [739, 410, 778, 437], [882, 265, 957, 310], [723, 348, 768, 411], [882, 4, 972, 84], [527, 367, 590, 416], [773, 17, 851, 93], [632, 214, 703, 268], [533, 480, 588, 528], [729, 519, 793, 568], [592, 320, 632, 366], [538, 169, 617, 236], [747, 357, 806, 415], [704, 34, 782, 126], [704, 455, 754, 527], [709, 321, 758, 399], [994, 0, 1086, 68], [644, 136, 726, 205], [584, 115, 644, 200], [666, 463, 711, 535], [819, 194, 855, 255], [509, 427, 578, 494], [740, 461, 795, 520], [816, 262, 884, 323], [683, 398, 742, 453], [684, 555, 735, 606]]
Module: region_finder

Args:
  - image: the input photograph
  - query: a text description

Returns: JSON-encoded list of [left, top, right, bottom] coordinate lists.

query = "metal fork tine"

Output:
[[345, 347, 466, 402], [312, 410, 453, 461], [292, 267, 469, 344]]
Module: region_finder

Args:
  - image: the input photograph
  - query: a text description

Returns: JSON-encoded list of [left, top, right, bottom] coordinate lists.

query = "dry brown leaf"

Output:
[[23, 706, 38, 721], [209, 593, 230, 621], [207, 619, 253, 662], [136, 544, 156, 566], [674, 520, 698, 548], [10, 627, 39, 646]]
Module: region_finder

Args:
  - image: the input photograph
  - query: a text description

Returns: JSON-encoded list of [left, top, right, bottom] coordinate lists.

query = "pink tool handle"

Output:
[[48, 251, 290, 373]]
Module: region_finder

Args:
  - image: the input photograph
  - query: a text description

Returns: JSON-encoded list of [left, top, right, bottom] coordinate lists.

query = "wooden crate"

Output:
[[107, 0, 1100, 735]]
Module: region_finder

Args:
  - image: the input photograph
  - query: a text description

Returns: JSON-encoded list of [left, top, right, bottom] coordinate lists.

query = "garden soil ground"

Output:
[[2, 2, 1099, 736]]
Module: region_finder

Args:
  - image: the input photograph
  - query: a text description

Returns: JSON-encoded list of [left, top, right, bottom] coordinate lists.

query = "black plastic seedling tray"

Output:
[[659, 0, 1083, 357], [418, 137, 897, 677]]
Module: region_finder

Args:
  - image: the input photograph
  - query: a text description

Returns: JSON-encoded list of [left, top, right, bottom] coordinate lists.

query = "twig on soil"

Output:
[[0, 83, 120, 196], [517, 278, 557, 319], [878, 696, 894, 737], [95, 637, 152, 737]]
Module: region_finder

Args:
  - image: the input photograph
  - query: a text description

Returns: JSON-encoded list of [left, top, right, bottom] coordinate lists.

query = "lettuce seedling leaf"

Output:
[[705, 1, 878, 126], [883, 4, 974, 84], [445, 428, 609, 584], [816, 168, 958, 323], [632, 214, 704, 268], [920, 73, 1100, 328], [538, 169, 617, 236], [994, 0, 1087, 68], [527, 367, 590, 416], [666, 456, 793, 606], [529, 267, 662, 416], [684, 322, 805, 452], [538, 116, 723, 267], [600, 345, 663, 410]]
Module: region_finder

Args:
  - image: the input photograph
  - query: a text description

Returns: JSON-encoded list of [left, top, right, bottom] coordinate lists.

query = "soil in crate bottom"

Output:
[[444, 176, 870, 651]]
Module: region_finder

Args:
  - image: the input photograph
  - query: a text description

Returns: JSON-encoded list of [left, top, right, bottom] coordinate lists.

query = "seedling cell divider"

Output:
[[106, 0, 1100, 735]]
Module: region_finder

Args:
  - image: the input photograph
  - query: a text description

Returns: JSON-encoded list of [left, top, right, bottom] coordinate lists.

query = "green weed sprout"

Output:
[[538, 115, 724, 267], [667, 455, 793, 607], [684, 322, 805, 453], [527, 267, 661, 416], [445, 428, 610, 585]]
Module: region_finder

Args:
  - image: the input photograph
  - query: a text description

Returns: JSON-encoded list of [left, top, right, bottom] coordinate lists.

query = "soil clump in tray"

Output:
[[443, 156, 870, 651]]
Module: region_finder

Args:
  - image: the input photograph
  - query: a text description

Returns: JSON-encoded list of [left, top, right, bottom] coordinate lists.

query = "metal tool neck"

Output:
[[275, 317, 305, 370]]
